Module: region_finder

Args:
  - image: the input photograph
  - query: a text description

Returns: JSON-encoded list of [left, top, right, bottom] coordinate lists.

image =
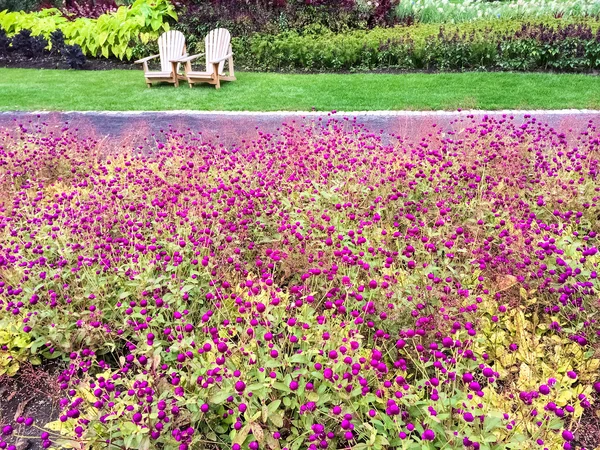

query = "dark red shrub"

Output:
[[61, 0, 118, 19], [174, 0, 398, 50]]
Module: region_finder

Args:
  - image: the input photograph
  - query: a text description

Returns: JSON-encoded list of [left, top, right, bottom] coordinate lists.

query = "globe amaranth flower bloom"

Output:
[[421, 429, 435, 441], [562, 430, 574, 441]]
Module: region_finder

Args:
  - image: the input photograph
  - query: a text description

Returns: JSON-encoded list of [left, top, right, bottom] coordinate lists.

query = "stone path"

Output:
[[0, 110, 598, 147]]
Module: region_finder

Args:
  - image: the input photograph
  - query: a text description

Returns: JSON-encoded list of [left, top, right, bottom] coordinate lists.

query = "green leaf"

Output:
[[484, 415, 503, 433], [209, 390, 232, 405], [150, 18, 162, 31], [246, 383, 264, 392], [273, 382, 290, 392], [30, 338, 46, 354], [289, 353, 308, 363], [267, 399, 281, 414], [269, 412, 284, 428], [233, 424, 251, 446], [290, 436, 303, 450], [262, 405, 268, 423], [306, 391, 319, 402]]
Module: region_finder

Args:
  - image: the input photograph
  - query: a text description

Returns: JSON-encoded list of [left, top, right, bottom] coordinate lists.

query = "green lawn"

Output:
[[1, 68, 599, 111]]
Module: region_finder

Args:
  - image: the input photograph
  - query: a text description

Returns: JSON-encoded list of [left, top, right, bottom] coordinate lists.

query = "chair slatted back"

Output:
[[205, 28, 231, 75], [158, 30, 186, 73]]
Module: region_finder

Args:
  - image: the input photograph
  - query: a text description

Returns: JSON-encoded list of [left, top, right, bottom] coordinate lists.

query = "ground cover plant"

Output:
[[0, 114, 599, 449]]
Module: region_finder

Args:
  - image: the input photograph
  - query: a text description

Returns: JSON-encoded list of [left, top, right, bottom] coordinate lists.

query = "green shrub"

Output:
[[0, 0, 47, 13], [232, 17, 600, 72], [0, 0, 176, 60]]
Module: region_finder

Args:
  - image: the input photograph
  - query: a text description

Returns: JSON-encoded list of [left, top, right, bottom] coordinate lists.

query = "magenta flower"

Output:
[[561, 430, 573, 441], [421, 429, 435, 441]]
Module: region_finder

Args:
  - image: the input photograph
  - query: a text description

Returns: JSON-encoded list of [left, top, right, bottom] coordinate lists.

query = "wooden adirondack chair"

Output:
[[134, 30, 186, 88], [172, 28, 235, 89]]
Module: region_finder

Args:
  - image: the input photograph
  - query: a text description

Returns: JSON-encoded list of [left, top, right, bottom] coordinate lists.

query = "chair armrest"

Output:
[[134, 54, 159, 64], [210, 53, 233, 64], [171, 53, 204, 63]]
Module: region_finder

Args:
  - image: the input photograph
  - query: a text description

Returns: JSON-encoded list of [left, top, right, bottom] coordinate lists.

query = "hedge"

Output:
[[231, 17, 600, 72]]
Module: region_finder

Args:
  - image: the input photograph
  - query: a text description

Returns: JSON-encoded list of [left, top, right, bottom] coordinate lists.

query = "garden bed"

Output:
[[0, 113, 599, 450], [0, 53, 135, 70], [0, 363, 60, 450]]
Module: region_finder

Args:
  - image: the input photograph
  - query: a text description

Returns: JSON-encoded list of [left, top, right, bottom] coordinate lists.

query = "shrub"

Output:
[[233, 18, 600, 72], [49, 27, 64, 52], [0, 0, 176, 60], [0, 24, 86, 67], [62, 42, 85, 67], [0, 115, 599, 450], [174, 0, 399, 50], [0, 27, 9, 54], [60, 0, 119, 19], [0, 0, 45, 13], [9, 28, 48, 56]]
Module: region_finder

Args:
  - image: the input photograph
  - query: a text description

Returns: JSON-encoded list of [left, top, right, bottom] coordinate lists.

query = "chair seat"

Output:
[[187, 71, 220, 78], [145, 71, 173, 78]]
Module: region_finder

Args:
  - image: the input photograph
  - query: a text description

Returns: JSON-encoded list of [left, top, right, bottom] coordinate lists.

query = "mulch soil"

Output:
[[573, 391, 600, 450], [0, 362, 61, 450], [0, 52, 137, 70], [2, 52, 600, 74]]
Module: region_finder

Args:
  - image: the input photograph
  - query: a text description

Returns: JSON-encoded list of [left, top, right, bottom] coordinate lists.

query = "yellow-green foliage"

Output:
[[0, 317, 39, 377], [0, 0, 177, 60]]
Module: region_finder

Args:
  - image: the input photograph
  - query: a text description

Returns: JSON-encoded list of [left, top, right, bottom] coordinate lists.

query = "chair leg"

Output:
[[171, 64, 180, 88], [147, 82, 152, 88], [213, 63, 221, 89], [229, 55, 235, 79]]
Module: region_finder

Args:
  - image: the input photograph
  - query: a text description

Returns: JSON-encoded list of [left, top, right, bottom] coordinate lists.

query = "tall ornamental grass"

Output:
[[395, 0, 600, 23]]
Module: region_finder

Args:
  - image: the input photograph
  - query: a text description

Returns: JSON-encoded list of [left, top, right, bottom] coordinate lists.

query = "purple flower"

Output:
[[217, 342, 228, 353], [562, 430, 573, 441], [421, 429, 435, 441]]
